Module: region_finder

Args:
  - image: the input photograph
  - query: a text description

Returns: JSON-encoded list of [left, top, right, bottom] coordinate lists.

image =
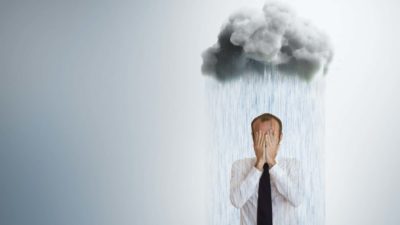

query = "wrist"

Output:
[[267, 159, 277, 168], [255, 159, 266, 171]]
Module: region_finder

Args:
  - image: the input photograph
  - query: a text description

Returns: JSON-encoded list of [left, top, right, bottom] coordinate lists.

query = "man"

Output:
[[230, 113, 305, 225]]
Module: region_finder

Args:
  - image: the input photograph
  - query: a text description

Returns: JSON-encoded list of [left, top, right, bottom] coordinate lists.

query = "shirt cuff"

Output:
[[268, 160, 284, 178], [252, 166, 263, 177]]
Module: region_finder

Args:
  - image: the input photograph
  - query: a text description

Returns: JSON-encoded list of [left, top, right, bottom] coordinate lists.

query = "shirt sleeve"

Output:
[[229, 161, 263, 209], [268, 158, 306, 207]]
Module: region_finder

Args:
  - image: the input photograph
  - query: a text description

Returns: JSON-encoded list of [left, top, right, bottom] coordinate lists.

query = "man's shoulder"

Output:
[[277, 157, 301, 169], [277, 156, 298, 162], [278, 157, 299, 163]]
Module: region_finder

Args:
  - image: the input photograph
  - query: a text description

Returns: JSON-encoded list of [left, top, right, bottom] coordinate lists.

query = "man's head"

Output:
[[251, 113, 283, 145]]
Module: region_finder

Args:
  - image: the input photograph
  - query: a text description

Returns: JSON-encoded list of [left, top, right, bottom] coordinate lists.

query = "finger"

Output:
[[271, 131, 277, 145], [263, 133, 266, 149], [262, 135, 266, 156], [273, 134, 278, 145], [265, 132, 271, 146], [264, 131, 268, 143], [269, 130, 275, 143], [268, 131, 274, 144], [261, 132, 265, 147]]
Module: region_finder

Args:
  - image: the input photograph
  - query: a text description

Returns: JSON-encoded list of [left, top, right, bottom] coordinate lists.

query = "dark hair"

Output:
[[251, 113, 283, 142]]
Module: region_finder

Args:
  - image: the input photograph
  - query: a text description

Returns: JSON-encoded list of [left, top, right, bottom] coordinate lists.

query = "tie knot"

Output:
[[263, 162, 269, 170]]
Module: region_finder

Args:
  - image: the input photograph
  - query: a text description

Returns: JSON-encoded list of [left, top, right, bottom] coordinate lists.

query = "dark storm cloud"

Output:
[[201, 1, 334, 82]]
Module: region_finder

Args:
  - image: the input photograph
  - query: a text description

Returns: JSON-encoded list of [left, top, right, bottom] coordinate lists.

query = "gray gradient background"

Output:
[[0, 0, 399, 225]]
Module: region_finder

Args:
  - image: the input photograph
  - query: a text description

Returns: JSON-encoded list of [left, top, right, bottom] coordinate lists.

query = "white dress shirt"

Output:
[[230, 156, 305, 225]]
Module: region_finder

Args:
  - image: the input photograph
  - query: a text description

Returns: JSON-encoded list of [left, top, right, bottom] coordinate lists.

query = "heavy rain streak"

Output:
[[203, 65, 326, 225]]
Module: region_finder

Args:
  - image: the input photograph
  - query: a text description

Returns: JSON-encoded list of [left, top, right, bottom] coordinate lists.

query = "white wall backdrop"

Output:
[[0, 0, 400, 225]]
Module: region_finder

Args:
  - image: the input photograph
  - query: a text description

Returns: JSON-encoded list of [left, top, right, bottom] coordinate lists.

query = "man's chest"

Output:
[[254, 180, 281, 202]]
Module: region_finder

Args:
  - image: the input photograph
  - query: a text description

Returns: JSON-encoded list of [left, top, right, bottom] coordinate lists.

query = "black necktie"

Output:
[[257, 162, 273, 225]]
